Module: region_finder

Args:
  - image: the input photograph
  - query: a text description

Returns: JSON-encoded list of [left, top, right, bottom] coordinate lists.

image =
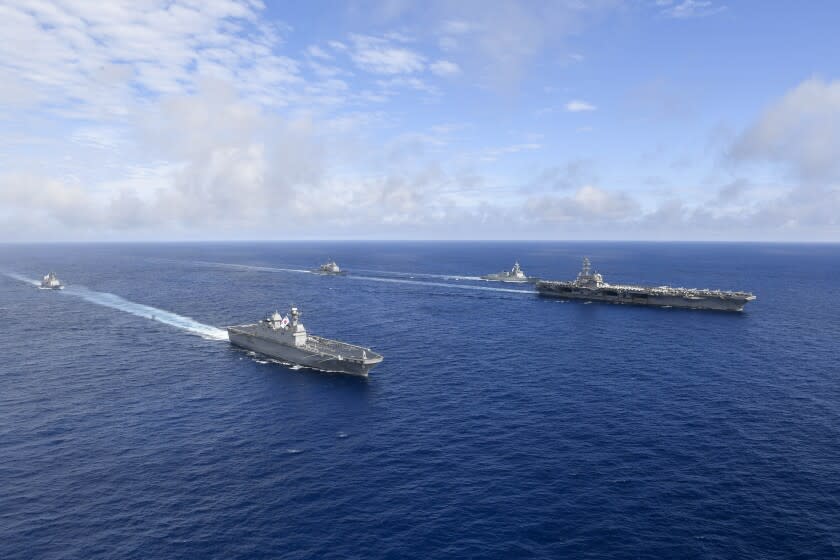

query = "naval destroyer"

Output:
[[40, 272, 63, 290], [536, 257, 756, 311], [481, 261, 538, 283], [227, 307, 383, 375], [314, 260, 344, 275]]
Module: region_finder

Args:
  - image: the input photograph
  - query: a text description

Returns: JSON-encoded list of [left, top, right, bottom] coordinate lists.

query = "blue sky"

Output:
[[1, 0, 838, 241]]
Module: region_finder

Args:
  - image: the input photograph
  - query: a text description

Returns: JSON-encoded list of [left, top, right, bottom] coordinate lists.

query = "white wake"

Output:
[[193, 261, 534, 295], [343, 273, 534, 294], [4, 273, 228, 341], [5, 272, 41, 287]]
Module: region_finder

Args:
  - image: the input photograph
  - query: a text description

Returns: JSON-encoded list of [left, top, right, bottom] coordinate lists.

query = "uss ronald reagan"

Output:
[[537, 257, 756, 312], [227, 307, 383, 375]]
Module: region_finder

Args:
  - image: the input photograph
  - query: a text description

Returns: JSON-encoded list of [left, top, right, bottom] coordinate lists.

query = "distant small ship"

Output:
[[536, 257, 756, 311], [481, 261, 537, 283], [314, 260, 344, 275], [227, 307, 383, 376], [40, 272, 63, 290]]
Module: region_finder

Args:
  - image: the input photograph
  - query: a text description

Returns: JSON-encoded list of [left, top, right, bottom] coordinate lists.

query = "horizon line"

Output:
[[1, 239, 839, 245]]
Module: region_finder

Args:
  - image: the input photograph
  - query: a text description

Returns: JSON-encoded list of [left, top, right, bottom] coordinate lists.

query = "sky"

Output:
[[1, 0, 839, 241]]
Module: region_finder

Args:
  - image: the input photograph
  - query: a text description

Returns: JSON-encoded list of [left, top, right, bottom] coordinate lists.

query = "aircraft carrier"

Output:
[[228, 307, 383, 375], [536, 257, 756, 311]]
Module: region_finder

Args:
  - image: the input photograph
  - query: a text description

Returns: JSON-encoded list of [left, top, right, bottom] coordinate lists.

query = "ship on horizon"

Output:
[[536, 257, 756, 312]]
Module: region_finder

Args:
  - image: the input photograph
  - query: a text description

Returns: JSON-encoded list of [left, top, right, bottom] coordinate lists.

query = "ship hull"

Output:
[[536, 283, 754, 311], [480, 276, 534, 283], [228, 329, 379, 376]]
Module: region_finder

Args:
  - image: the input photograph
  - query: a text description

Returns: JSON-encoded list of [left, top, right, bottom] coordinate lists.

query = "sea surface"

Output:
[[1, 242, 838, 559]]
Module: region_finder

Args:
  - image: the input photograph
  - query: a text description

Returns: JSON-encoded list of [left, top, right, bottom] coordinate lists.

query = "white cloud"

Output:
[[2, 1, 836, 241], [430, 122, 468, 135], [479, 143, 542, 162], [307, 60, 349, 79], [0, 0, 301, 117], [307, 44, 333, 60], [659, 1, 726, 19], [730, 77, 840, 181], [376, 77, 439, 95], [528, 160, 597, 192], [526, 185, 640, 223], [565, 100, 597, 112], [430, 60, 461, 77], [0, 79, 325, 239], [440, 20, 477, 35], [427, 2, 616, 89], [348, 34, 425, 74], [70, 127, 125, 151]]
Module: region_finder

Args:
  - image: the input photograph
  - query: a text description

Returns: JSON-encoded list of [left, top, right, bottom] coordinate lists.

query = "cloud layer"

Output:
[[730, 78, 840, 182], [0, 1, 837, 241]]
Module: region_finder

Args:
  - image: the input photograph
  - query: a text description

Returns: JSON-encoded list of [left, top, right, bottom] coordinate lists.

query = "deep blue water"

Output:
[[1, 242, 838, 559]]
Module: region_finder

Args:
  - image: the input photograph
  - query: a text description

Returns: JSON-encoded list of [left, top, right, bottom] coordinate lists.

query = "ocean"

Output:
[[1, 242, 838, 559]]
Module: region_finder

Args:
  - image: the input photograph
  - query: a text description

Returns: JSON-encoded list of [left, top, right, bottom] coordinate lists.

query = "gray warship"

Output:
[[227, 307, 383, 375], [481, 261, 537, 283], [536, 257, 756, 311], [314, 260, 344, 275], [40, 272, 63, 290]]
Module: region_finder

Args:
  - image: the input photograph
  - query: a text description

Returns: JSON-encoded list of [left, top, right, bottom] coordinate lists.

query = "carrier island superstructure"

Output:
[[536, 257, 756, 312], [227, 307, 383, 375]]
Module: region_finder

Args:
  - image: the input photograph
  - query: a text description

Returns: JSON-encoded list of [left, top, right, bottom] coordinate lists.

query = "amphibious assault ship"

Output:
[[227, 307, 383, 375], [536, 257, 756, 311], [40, 272, 63, 290], [481, 261, 537, 283]]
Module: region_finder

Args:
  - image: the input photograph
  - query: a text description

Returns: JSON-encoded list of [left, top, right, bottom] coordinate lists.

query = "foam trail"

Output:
[[350, 268, 484, 281], [193, 260, 313, 275], [65, 287, 229, 340], [192, 261, 533, 295], [5, 272, 41, 287], [195, 260, 483, 282], [4, 273, 228, 341], [343, 274, 534, 294]]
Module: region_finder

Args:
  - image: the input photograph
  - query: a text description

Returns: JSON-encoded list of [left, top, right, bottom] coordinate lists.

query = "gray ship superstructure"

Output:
[[481, 261, 537, 283], [227, 307, 382, 375], [40, 272, 63, 290], [536, 257, 756, 311]]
